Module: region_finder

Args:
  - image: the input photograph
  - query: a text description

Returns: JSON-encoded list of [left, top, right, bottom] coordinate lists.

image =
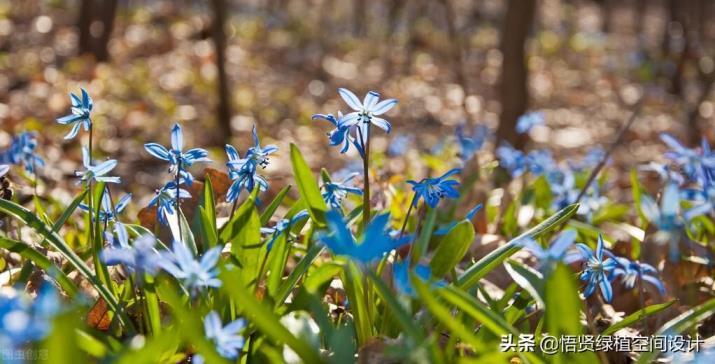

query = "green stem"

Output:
[[358, 125, 371, 231], [399, 193, 417, 237]]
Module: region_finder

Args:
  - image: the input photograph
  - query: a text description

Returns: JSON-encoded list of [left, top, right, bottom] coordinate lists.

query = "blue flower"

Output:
[[0, 165, 8, 177], [613, 257, 665, 295], [0, 284, 60, 349], [56, 88, 93, 140], [312, 111, 365, 156], [79, 190, 131, 225], [0, 132, 45, 174], [575, 234, 617, 302], [525, 149, 556, 175], [407, 168, 461, 208], [569, 147, 606, 171], [515, 111, 544, 134], [148, 180, 191, 225], [434, 203, 482, 236], [660, 133, 713, 184], [519, 230, 582, 272], [202, 311, 246, 360], [388, 134, 413, 157], [158, 242, 223, 294], [336, 88, 398, 134], [225, 145, 268, 203], [74, 146, 120, 184], [393, 261, 445, 296], [683, 185, 715, 220], [321, 172, 363, 210], [101, 234, 162, 275], [639, 162, 685, 185], [496, 142, 527, 177], [317, 210, 411, 264], [144, 123, 211, 186], [261, 210, 310, 251], [246, 125, 278, 168], [641, 183, 684, 260], [456, 124, 490, 162]]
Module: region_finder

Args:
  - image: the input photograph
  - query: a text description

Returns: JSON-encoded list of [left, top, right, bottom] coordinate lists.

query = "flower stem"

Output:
[[399, 193, 417, 237], [357, 125, 371, 230], [175, 159, 183, 243]]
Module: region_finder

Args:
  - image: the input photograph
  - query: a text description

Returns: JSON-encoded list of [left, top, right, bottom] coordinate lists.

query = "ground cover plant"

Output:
[[0, 83, 714, 363]]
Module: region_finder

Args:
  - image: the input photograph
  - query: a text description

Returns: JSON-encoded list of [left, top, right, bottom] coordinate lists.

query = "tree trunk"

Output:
[[93, 0, 118, 62], [441, 0, 468, 94], [77, 0, 93, 55], [77, 0, 118, 62], [495, 0, 536, 150], [210, 0, 233, 145]]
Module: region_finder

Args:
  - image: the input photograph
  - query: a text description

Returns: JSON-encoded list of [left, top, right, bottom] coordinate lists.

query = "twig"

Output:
[[575, 100, 643, 203]]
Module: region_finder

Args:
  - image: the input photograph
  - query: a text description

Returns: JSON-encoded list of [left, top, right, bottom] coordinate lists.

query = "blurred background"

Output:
[[0, 0, 714, 205]]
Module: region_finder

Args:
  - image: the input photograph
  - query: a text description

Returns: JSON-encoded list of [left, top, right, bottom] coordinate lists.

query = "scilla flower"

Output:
[[56, 88, 93, 140], [613, 257, 665, 295], [321, 172, 363, 210], [199, 311, 246, 361], [144, 123, 211, 186], [101, 233, 162, 275], [312, 111, 363, 155], [1, 132, 45, 174], [337, 88, 398, 134], [261, 210, 310, 251], [496, 142, 527, 177], [79, 191, 131, 225], [407, 168, 461, 208], [158, 242, 223, 294], [456, 124, 490, 162], [393, 261, 445, 296], [246, 125, 278, 168], [317, 210, 411, 264], [519, 230, 582, 273], [0, 284, 60, 349], [148, 180, 191, 225], [75, 146, 120, 184], [575, 234, 617, 302], [641, 183, 684, 260], [225, 145, 269, 203], [515, 111, 544, 134]]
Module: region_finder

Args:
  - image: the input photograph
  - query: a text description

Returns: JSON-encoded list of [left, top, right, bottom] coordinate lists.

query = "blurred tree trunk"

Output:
[[210, 0, 233, 145], [598, 0, 612, 33], [77, 0, 118, 62], [78, 0, 93, 55], [353, 0, 367, 36], [634, 0, 647, 35], [440, 0, 468, 94], [495, 0, 535, 150]]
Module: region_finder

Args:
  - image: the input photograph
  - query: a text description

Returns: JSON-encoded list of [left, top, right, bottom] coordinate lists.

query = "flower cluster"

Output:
[[225, 125, 276, 203], [0, 285, 60, 349], [0, 132, 44, 175]]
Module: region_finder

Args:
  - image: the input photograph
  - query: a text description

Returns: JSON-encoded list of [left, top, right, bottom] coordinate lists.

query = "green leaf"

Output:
[[366, 271, 424, 342], [199, 175, 218, 249], [51, 189, 89, 233], [0, 199, 133, 330], [0, 235, 78, 296], [430, 220, 475, 277], [274, 244, 323, 308], [412, 206, 437, 264], [413, 276, 483, 350], [602, 300, 676, 336], [290, 144, 327, 226], [76, 329, 108, 358], [223, 196, 263, 286], [504, 260, 545, 308], [260, 185, 292, 225], [545, 264, 599, 364], [457, 203, 579, 290], [220, 269, 325, 364], [438, 285, 520, 338], [636, 297, 715, 364]]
